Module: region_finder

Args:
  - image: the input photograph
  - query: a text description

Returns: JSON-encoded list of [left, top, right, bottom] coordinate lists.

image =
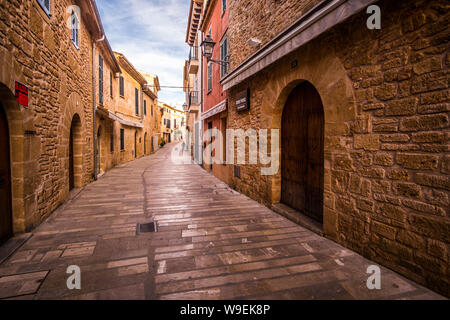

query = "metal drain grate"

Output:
[[136, 221, 158, 234]]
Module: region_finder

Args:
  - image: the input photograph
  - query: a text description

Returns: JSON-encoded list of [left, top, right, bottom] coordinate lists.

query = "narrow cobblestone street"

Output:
[[0, 143, 444, 300]]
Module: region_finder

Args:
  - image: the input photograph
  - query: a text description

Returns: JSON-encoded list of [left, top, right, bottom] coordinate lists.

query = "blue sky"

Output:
[[96, 0, 190, 107]]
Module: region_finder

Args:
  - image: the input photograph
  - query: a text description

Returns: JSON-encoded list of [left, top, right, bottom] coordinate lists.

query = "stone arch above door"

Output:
[[281, 81, 325, 224], [0, 82, 26, 234], [58, 92, 87, 199], [259, 47, 356, 234]]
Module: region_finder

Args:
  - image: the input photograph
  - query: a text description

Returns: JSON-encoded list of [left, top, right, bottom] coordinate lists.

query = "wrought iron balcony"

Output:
[[188, 91, 199, 112]]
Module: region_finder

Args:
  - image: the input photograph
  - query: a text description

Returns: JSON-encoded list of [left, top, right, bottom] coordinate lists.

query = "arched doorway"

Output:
[[0, 102, 12, 244], [134, 131, 137, 158], [69, 114, 82, 190], [97, 125, 102, 174], [151, 135, 154, 153], [144, 132, 148, 155], [281, 81, 324, 224]]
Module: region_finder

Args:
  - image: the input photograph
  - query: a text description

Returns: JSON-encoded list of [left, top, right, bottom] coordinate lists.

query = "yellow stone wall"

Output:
[[0, 0, 97, 232], [143, 92, 160, 155], [109, 55, 145, 164]]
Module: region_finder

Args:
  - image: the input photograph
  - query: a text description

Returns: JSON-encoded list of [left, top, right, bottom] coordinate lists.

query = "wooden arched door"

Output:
[[144, 132, 147, 155], [69, 114, 81, 191], [134, 131, 137, 158], [69, 122, 75, 190], [281, 81, 324, 224], [97, 126, 102, 173], [0, 103, 13, 244]]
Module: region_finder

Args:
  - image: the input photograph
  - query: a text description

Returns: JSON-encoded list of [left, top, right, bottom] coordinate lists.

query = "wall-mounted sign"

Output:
[[15, 81, 29, 108], [236, 88, 250, 112]]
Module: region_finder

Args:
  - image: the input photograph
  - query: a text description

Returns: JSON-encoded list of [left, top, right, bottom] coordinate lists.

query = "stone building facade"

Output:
[[159, 101, 172, 143], [159, 102, 185, 143], [113, 52, 155, 163], [172, 107, 186, 142], [184, 0, 204, 162], [0, 0, 103, 240], [95, 51, 161, 176], [0, 0, 161, 245], [221, 0, 449, 296], [95, 51, 161, 178], [200, 0, 230, 183], [94, 37, 121, 176], [141, 72, 161, 154]]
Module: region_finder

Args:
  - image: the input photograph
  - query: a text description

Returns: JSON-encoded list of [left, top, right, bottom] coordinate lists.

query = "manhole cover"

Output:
[[136, 222, 158, 234]]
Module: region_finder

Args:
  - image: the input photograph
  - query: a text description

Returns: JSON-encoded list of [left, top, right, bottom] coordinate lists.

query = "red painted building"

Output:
[[200, 0, 229, 183]]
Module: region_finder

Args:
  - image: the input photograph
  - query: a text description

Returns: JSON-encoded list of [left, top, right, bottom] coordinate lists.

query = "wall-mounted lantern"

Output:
[[200, 34, 229, 67]]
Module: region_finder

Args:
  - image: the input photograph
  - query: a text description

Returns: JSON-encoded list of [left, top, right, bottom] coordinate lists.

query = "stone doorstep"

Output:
[[271, 203, 324, 236], [0, 233, 33, 265]]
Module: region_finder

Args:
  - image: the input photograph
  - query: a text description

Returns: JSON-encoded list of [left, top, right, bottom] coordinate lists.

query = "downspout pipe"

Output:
[[141, 85, 144, 157], [199, 30, 204, 166], [93, 34, 105, 181]]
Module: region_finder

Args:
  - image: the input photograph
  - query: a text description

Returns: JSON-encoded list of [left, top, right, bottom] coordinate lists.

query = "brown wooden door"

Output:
[[97, 126, 101, 172], [144, 133, 147, 154], [208, 121, 213, 170], [134, 131, 137, 158], [0, 103, 13, 244], [69, 124, 74, 190], [281, 82, 324, 223]]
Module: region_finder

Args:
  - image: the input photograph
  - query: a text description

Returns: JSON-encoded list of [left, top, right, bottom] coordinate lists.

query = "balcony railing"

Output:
[[189, 46, 199, 61], [189, 91, 199, 106], [188, 46, 199, 74]]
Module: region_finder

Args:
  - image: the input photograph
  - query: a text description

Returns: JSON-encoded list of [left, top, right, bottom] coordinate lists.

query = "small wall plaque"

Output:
[[236, 88, 250, 113], [15, 81, 29, 108]]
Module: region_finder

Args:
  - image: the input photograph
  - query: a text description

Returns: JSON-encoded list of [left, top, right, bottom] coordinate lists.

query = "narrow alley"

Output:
[[0, 144, 443, 300]]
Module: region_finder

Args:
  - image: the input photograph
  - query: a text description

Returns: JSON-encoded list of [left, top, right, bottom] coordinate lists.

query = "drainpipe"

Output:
[[199, 30, 204, 166], [93, 34, 105, 181], [141, 86, 144, 157]]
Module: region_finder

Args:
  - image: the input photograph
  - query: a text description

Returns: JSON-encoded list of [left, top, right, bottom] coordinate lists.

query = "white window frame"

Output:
[[71, 10, 79, 49], [37, 0, 51, 17], [119, 76, 125, 97], [220, 36, 228, 77], [222, 0, 226, 15], [207, 62, 212, 93]]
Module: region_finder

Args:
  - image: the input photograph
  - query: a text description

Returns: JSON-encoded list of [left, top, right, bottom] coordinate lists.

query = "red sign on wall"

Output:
[[15, 81, 29, 108]]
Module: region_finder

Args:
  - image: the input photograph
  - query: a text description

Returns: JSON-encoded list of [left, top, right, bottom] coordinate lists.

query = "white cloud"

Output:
[[96, 0, 190, 105]]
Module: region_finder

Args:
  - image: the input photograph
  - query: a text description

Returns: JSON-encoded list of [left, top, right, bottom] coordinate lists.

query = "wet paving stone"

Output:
[[0, 143, 445, 300]]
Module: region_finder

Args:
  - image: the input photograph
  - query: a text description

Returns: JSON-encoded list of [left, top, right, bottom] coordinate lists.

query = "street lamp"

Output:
[[200, 34, 229, 67], [200, 34, 215, 60]]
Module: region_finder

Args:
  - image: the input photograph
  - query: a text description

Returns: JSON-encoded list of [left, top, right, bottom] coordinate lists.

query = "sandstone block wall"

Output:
[[0, 0, 95, 231], [228, 0, 322, 70], [226, 0, 449, 296]]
